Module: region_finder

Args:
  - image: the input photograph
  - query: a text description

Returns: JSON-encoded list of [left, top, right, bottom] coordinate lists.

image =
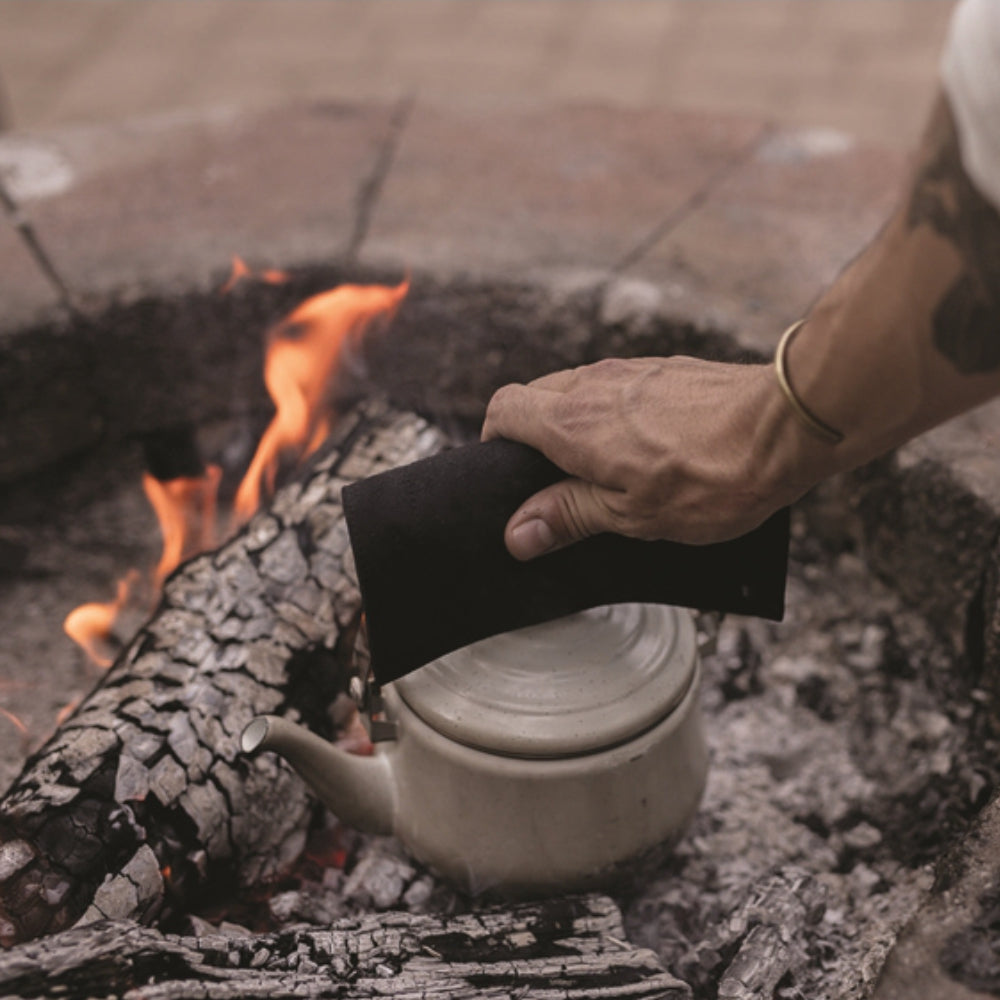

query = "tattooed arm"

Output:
[[783, 93, 1000, 474], [483, 93, 1000, 558]]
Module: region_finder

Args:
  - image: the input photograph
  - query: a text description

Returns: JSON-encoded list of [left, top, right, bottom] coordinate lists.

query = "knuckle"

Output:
[[590, 357, 631, 377], [488, 383, 522, 412], [484, 384, 524, 430]]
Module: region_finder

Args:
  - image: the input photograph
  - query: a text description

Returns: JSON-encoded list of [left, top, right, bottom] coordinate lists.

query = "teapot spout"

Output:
[[241, 715, 395, 836]]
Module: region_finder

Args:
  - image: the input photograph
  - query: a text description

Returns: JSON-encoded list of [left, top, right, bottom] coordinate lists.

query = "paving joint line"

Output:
[[608, 120, 775, 280], [0, 174, 81, 319], [344, 92, 416, 264]]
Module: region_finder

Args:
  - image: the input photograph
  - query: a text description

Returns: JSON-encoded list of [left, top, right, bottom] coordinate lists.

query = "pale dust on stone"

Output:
[[258, 531, 309, 586], [167, 715, 200, 766], [178, 782, 231, 859], [148, 754, 188, 806], [244, 642, 289, 687], [114, 753, 151, 802], [243, 515, 282, 553], [0, 839, 35, 882]]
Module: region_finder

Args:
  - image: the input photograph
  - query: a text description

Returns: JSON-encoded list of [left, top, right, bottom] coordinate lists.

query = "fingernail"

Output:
[[508, 518, 556, 560]]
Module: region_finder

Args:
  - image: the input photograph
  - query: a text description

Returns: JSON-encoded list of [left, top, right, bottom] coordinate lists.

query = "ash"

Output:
[[623, 523, 1000, 999], [218, 516, 999, 999]]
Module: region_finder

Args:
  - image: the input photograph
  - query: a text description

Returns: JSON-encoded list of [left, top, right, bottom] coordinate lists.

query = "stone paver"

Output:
[[628, 126, 905, 350], [361, 103, 765, 283], [0, 203, 63, 330], [20, 103, 398, 303], [0, 1, 954, 151]]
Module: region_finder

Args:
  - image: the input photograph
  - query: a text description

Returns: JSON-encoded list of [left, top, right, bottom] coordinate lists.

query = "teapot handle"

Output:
[[348, 616, 397, 743]]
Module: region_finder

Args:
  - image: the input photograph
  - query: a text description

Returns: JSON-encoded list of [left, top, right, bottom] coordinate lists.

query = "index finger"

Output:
[[524, 367, 582, 393], [482, 383, 563, 448], [482, 383, 607, 485]]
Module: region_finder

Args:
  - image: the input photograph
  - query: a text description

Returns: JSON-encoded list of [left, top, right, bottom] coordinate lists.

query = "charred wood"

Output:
[[0, 400, 448, 946], [0, 894, 690, 1000], [714, 868, 826, 1000]]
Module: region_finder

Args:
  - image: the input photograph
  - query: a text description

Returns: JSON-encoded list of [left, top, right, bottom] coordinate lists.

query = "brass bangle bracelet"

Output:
[[774, 320, 845, 446]]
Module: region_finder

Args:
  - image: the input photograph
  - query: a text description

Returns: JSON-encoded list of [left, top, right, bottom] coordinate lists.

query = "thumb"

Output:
[[504, 479, 615, 561]]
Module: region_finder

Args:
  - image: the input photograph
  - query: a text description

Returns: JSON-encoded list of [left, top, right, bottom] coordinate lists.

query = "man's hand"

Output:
[[482, 356, 818, 560], [484, 91, 1000, 563]]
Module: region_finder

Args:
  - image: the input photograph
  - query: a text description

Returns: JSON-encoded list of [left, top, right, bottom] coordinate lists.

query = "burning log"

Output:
[[0, 894, 689, 999], [0, 399, 448, 946]]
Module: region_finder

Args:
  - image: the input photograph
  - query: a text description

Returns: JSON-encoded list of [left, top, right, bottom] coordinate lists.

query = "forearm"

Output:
[[778, 93, 1000, 482], [481, 92, 1000, 557]]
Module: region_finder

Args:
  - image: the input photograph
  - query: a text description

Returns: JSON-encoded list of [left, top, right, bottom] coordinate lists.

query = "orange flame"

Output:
[[233, 280, 408, 520], [64, 466, 220, 665], [142, 466, 222, 588], [220, 255, 289, 294], [63, 571, 139, 669], [0, 707, 28, 737], [62, 273, 407, 691]]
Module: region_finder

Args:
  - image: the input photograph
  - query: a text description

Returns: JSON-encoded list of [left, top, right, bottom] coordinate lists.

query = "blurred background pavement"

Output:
[[0, 0, 956, 149]]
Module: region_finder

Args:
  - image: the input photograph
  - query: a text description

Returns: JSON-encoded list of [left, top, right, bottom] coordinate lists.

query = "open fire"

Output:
[[60, 264, 409, 678], [0, 255, 996, 997]]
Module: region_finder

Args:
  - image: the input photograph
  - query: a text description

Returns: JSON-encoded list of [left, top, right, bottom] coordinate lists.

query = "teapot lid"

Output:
[[392, 603, 696, 758]]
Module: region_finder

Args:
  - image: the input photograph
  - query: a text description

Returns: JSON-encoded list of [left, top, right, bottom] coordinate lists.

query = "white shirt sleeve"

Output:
[[941, 0, 1000, 209]]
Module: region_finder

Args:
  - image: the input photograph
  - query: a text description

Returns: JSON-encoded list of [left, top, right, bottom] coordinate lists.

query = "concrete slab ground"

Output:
[[23, 103, 400, 304], [0, 1, 954, 150], [361, 102, 767, 283], [625, 124, 905, 350]]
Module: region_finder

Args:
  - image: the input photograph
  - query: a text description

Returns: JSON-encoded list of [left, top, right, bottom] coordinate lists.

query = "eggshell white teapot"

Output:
[[241, 602, 707, 895]]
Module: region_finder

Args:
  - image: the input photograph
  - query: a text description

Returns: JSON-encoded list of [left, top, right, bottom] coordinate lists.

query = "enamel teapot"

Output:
[[241, 602, 708, 895]]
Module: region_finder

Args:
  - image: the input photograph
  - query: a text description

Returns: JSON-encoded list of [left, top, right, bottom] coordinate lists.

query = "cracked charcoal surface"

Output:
[[2, 396, 999, 994], [0, 894, 689, 1000], [0, 400, 448, 945], [164, 501, 988, 999], [75, 506, 993, 1000], [202, 526, 994, 999]]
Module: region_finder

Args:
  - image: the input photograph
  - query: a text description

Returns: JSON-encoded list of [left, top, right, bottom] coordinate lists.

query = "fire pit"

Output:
[[2, 99, 1000, 998]]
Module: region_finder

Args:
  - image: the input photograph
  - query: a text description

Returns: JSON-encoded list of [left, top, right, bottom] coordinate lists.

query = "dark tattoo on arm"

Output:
[[907, 97, 1000, 374]]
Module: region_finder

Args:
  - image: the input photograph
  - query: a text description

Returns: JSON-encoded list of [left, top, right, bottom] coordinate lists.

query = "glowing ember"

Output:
[[220, 255, 289, 294], [335, 709, 375, 757], [55, 697, 82, 728], [303, 827, 350, 871], [0, 707, 28, 737], [63, 571, 139, 669], [234, 280, 408, 520], [143, 466, 222, 588]]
